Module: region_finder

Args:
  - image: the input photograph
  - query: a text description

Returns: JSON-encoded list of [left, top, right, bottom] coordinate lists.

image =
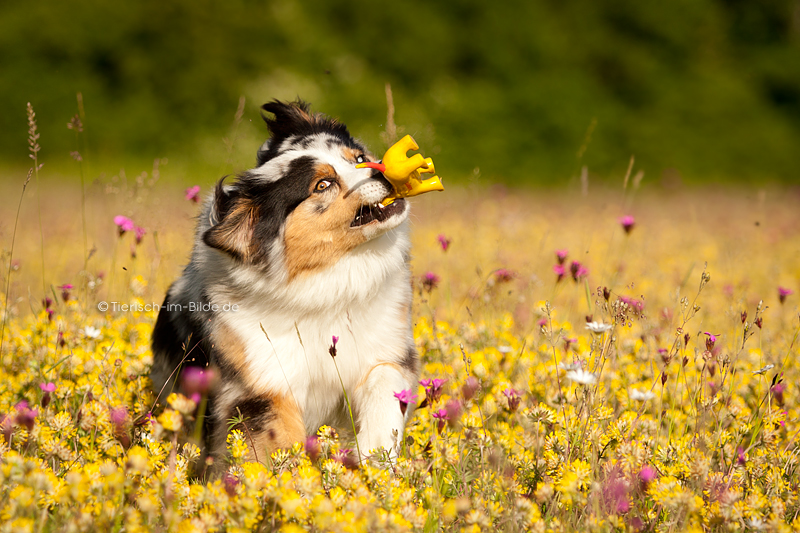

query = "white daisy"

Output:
[[752, 364, 774, 375], [629, 388, 655, 401], [585, 321, 612, 333], [84, 326, 101, 339], [565, 369, 598, 385]]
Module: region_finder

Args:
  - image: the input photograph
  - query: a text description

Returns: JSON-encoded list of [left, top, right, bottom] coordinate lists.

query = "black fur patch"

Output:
[[232, 397, 275, 433], [203, 156, 322, 264], [151, 287, 211, 374], [402, 345, 419, 376], [256, 100, 363, 166]]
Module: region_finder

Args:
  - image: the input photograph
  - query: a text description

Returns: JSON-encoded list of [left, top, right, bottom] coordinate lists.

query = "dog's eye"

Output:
[[356, 154, 366, 164], [315, 179, 332, 192]]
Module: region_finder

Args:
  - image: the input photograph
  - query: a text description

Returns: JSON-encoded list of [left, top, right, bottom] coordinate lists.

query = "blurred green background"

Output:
[[2, 0, 799, 185]]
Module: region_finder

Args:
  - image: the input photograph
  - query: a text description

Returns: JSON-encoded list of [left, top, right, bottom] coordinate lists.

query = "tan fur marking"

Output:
[[212, 323, 249, 377], [242, 394, 305, 463], [342, 147, 361, 163], [206, 200, 258, 261], [313, 164, 336, 185], [283, 170, 368, 280], [354, 362, 408, 392]]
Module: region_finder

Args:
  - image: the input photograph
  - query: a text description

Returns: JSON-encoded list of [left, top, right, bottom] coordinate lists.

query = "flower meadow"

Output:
[[2, 117, 800, 532]]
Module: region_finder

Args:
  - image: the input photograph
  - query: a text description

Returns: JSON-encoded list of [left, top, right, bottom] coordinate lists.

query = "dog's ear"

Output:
[[203, 178, 258, 262], [261, 100, 315, 140], [256, 99, 352, 166]]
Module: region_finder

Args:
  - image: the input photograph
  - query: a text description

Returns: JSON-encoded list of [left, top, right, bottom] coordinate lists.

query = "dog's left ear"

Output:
[[203, 179, 258, 262]]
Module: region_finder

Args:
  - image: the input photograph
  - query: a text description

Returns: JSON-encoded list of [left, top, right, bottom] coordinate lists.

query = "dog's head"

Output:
[[202, 100, 409, 280]]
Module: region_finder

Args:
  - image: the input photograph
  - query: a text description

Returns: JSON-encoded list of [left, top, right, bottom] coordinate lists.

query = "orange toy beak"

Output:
[[356, 161, 386, 173]]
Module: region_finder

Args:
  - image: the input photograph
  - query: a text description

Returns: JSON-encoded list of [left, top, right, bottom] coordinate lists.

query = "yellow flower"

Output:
[[157, 408, 183, 432]]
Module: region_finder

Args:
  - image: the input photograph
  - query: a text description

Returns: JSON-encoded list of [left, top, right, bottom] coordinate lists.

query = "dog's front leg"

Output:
[[352, 362, 415, 462]]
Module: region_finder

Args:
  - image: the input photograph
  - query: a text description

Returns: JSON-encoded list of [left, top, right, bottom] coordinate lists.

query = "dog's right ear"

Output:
[[203, 178, 258, 262]]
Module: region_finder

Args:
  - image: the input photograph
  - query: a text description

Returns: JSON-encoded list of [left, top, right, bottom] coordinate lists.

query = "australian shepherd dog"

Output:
[[150, 100, 418, 466]]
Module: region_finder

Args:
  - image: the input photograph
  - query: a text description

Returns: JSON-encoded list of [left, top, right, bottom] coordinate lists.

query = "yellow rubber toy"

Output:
[[356, 135, 444, 205]]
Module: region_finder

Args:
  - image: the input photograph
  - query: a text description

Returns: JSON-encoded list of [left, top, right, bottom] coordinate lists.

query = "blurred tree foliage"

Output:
[[1, 0, 799, 184]]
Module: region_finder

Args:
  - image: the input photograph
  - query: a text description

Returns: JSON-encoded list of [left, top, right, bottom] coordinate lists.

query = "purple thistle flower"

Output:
[[619, 215, 635, 234], [736, 447, 746, 466], [185, 185, 201, 203], [437, 234, 451, 251]]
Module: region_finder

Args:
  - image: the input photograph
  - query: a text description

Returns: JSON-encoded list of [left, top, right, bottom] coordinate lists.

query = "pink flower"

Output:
[[570, 261, 589, 282], [420, 378, 446, 403], [134, 226, 146, 245], [437, 234, 451, 251], [58, 284, 73, 302], [779, 286, 793, 304], [40, 382, 55, 408], [494, 268, 516, 283], [185, 185, 201, 203], [619, 215, 635, 234], [553, 264, 566, 283], [14, 401, 38, 431], [703, 332, 719, 352], [555, 249, 569, 265], [772, 382, 786, 405], [329, 335, 339, 358], [114, 215, 135, 235], [461, 376, 480, 401], [421, 272, 440, 292], [110, 406, 128, 428], [394, 389, 418, 416], [180, 367, 218, 396], [639, 464, 657, 484], [502, 388, 521, 412], [305, 435, 321, 461]]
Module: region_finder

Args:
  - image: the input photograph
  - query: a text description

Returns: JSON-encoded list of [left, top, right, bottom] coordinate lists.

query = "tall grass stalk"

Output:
[[69, 93, 89, 305], [0, 171, 33, 359], [27, 103, 46, 300]]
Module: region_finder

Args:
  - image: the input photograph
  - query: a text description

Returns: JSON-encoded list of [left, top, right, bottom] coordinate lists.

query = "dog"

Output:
[[150, 100, 418, 466]]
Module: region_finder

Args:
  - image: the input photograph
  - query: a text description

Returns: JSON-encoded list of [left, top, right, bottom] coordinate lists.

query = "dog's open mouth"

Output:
[[350, 198, 406, 228]]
